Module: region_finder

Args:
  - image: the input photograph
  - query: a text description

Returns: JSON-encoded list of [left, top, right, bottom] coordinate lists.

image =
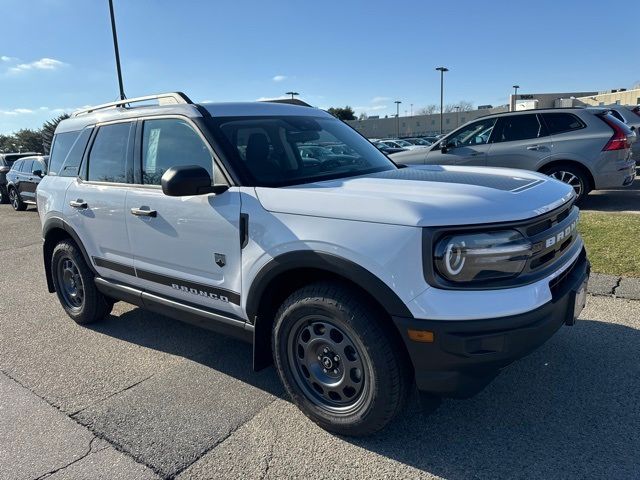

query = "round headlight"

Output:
[[434, 230, 532, 283]]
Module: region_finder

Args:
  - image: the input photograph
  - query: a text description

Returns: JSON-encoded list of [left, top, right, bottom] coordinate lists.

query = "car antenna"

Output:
[[108, 0, 126, 101]]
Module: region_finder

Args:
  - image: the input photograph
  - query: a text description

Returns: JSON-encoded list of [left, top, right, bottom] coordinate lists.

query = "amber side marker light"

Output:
[[407, 329, 434, 343]]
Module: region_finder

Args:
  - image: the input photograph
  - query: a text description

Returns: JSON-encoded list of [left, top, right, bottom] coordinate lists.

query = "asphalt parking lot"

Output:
[[1, 204, 639, 480]]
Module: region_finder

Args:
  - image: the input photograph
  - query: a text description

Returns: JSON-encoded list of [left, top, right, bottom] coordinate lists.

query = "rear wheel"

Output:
[[8, 187, 26, 211], [542, 164, 590, 203], [51, 240, 112, 324], [0, 187, 8, 204], [273, 282, 411, 436]]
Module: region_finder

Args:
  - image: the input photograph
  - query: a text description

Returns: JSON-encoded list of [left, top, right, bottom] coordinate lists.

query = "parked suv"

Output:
[[0, 152, 41, 204], [5, 155, 48, 211], [589, 105, 640, 163], [391, 108, 636, 202], [38, 93, 590, 435]]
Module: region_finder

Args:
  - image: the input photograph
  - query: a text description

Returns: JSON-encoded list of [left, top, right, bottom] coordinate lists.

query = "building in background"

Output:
[[510, 88, 640, 111], [347, 105, 508, 139]]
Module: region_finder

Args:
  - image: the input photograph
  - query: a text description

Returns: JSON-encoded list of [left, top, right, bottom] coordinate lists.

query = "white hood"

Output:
[[255, 165, 575, 227]]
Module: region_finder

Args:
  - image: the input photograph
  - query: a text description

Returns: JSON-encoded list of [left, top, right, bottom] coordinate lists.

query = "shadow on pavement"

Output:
[[581, 176, 638, 213], [89, 305, 638, 479], [88, 307, 284, 397]]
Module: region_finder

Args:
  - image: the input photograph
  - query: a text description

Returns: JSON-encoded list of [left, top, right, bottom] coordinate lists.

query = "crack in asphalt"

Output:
[[259, 415, 280, 480], [34, 437, 98, 480], [0, 368, 162, 478], [612, 277, 623, 296], [69, 373, 156, 417], [168, 397, 279, 479]]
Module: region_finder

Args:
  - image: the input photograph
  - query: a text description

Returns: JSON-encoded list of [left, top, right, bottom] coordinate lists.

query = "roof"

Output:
[[56, 92, 330, 134]]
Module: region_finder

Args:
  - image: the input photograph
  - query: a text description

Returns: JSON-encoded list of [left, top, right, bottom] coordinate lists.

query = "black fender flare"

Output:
[[246, 250, 413, 321], [42, 216, 97, 292]]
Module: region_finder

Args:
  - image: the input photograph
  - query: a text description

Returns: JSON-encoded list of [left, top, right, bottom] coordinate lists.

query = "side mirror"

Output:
[[161, 165, 228, 197], [32, 169, 44, 178]]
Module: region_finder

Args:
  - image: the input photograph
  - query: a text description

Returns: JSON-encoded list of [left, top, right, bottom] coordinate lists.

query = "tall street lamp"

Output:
[[394, 100, 402, 137], [286, 91, 299, 100], [454, 105, 460, 128], [512, 85, 520, 111], [436, 66, 449, 135]]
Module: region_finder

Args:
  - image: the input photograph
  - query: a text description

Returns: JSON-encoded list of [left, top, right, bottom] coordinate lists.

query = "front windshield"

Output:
[[212, 115, 396, 187]]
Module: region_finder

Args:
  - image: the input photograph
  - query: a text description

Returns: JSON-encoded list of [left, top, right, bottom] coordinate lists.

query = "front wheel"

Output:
[[8, 188, 26, 211], [273, 282, 411, 436], [51, 240, 113, 324]]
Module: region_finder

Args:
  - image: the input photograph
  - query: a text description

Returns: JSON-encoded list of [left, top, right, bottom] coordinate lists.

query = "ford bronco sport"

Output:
[[38, 93, 590, 436]]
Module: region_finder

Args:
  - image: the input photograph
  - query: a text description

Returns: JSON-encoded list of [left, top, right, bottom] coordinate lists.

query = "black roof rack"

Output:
[[72, 92, 193, 117], [262, 98, 313, 107]]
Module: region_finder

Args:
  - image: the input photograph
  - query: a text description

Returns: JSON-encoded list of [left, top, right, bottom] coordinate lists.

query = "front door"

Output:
[[424, 117, 498, 166], [125, 117, 243, 319]]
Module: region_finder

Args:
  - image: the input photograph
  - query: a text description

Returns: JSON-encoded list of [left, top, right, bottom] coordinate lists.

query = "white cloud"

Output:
[[256, 95, 289, 101], [354, 104, 388, 112], [8, 57, 66, 74], [371, 96, 391, 104], [0, 108, 35, 116], [1, 56, 17, 62], [272, 75, 287, 82]]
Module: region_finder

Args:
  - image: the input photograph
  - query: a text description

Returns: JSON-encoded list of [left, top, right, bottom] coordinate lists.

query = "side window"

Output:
[[541, 113, 586, 135], [48, 131, 80, 176], [88, 122, 132, 183], [447, 118, 497, 147], [59, 128, 92, 177], [32, 160, 45, 174], [141, 119, 213, 185], [12, 160, 23, 172], [21, 160, 34, 173], [494, 114, 547, 143]]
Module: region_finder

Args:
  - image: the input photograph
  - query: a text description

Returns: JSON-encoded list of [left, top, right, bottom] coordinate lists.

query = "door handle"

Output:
[[130, 207, 157, 217], [470, 152, 484, 156], [527, 145, 547, 151], [69, 200, 88, 209]]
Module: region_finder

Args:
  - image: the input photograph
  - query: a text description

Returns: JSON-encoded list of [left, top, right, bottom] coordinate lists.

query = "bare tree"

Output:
[[457, 100, 474, 112], [417, 104, 438, 115], [358, 112, 368, 120]]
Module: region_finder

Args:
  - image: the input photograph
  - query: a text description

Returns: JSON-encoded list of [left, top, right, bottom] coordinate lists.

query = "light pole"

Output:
[[410, 103, 413, 116], [286, 91, 299, 100], [436, 66, 449, 135], [454, 105, 460, 128], [108, 0, 126, 100], [512, 85, 520, 111], [394, 100, 402, 137]]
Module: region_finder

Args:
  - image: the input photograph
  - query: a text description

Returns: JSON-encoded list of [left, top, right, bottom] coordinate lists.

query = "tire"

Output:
[[541, 163, 590, 204], [51, 240, 113, 324], [0, 186, 8, 204], [8, 187, 26, 211], [272, 282, 411, 436]]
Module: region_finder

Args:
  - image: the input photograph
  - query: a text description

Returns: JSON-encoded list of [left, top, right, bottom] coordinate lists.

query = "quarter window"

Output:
[[48, 131, 80, 176], [141, 118, 213, 185], [88, 122, 132, 183], [59, 128, 92, 177]]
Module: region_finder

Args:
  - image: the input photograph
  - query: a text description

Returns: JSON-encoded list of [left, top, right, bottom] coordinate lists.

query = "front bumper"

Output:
[[393, 249, 590, 398]]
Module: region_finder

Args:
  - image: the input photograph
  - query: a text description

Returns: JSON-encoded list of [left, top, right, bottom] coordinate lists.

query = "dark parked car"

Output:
[[373, 142, 406, 154], [0, 152, 40, 204], [5, 155, 48, 211]]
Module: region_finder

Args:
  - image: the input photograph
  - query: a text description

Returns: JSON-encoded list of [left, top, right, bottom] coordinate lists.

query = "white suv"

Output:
[[38, 93, 590, 436]]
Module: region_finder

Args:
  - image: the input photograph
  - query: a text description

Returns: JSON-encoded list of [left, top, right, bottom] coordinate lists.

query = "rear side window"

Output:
[[49, 132, 80, 175], [21, 160, 34, 173], [494, 114, 547, 143], [11, 160, 23, 172], [141, 118, 213, 185], [88, 123, 132, 183], [541, 113, 585, 135]]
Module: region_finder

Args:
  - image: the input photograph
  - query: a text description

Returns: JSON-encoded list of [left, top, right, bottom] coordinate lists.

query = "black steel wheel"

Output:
[[51, 240, 112, 324], [287, 315, 368, 413], [273, 282, 411, 436]]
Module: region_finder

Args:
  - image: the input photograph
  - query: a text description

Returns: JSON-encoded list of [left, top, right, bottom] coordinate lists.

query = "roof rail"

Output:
[[72, 92, 193, 117]]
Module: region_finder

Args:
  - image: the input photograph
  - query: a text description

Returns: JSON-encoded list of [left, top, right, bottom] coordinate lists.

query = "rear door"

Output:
[[424, 117, 497, 166], [125, 116, 243, 318], [485, 113, 553, 170], [17, 160, 33, 198], [64, 121, 135, 284]]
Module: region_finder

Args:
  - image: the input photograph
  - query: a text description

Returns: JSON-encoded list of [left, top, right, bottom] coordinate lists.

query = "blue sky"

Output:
[[1, 0, 638, 133]]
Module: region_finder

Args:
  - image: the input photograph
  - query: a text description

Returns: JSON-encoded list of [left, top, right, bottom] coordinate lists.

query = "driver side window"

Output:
[[447, 118, 497, 147]]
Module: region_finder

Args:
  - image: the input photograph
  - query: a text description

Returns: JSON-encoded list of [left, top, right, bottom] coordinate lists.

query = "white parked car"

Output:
[[38, 92, 589, 436]]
